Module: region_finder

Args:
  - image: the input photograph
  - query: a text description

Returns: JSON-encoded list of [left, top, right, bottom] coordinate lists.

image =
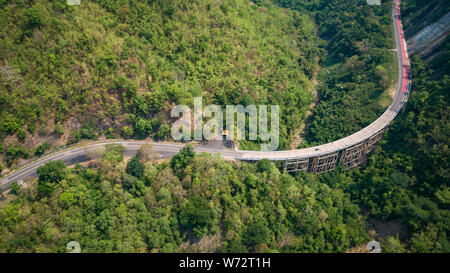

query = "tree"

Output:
[[37, 161, 67, 184], [122, 173, 147, 196], [170, 145, 195, 179], [59, 190, 76, 208], [34, 142, 51, 157], [126, 156, 144, 178], [244, 221, 271, 246], [256, 159, 273, 173], [156, 124, 171, 140], [0, 203, 20, 229], [409, 223, 442, 253], [134, 118, 153, 137], [222, 239, 248, 253], [5, 145, 29, 166], [382, 236, 407, 253], [102, 144, 124, 163], [143, 162, 157, 186], [122, 126, 134, 138], [9, 181, 20, 195], [36, 160, 67, 198], [136, 144, 160, 162], [23, 7, 43, 30], [180, 196, 215, 239], [17, 127, 26, 142]]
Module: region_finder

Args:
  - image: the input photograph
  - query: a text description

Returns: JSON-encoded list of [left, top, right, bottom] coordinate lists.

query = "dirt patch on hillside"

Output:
[[346, 209, 408, 253], [367, 217, 408, 240]]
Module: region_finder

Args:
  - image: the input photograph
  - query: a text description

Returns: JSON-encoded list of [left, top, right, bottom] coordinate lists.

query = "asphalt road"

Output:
[[0, 141, 243, 189]]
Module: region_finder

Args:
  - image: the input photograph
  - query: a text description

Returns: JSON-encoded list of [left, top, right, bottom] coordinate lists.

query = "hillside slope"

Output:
[[274, 0, 399, 146], [0, 0, 319, 169], [0, 0, 448, 254]]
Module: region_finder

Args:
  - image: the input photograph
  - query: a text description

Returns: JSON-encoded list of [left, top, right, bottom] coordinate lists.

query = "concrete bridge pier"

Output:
[[341, 142, 366, 170], [308, 152, 339, 174], [284, 158, 309, 173]]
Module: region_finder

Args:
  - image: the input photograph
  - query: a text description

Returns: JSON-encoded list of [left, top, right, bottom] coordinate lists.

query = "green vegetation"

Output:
[[0, 0, 321, 168], [34, 142, 50, 157], [0, 146, 368, 252], [9, 181, 20, 195], [402, 0, 450, 37], [345, 55, 450, 252], [170, 145, 195, 179], [4, 145, 30, 166], [274, 0, 397, 146], [36, 160, 67, 198], [0, 0, 448, 254], [1, 53, 449, 252], [126, 156, 144, 179]]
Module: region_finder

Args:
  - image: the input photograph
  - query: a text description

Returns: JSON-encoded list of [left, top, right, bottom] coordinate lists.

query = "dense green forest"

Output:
[[0, 145, 368, 252], [0, 0, 448, 253], [0, 0, 320, 168], [0, 0, 400, 168], [285, 0, 399, 146], [345, 54, 449, 252], [2, 56, 448, 252], [287, 0, 448, 252], [2, 53, 449, 252]]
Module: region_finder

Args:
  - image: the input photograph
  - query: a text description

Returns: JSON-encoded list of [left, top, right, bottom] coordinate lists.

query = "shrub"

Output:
[[9, 181, 20, 195], [244, 222, 271, 246], [180, 196, 215, 239], [23, 7, 43, 30], [126, 156, 144, 178], [36, 160, 67, 198], [170, 145, 195, 179], [102, 144, 125, 163], [34, 142, 51, 157]]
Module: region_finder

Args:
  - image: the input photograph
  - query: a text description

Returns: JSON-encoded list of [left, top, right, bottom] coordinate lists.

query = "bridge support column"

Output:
[[341, 142, 366, 170], [365, 129, 385, 154], [309, 152, 339, 174], [284, 158, 309, 173], [341, 129, 387, 170]]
